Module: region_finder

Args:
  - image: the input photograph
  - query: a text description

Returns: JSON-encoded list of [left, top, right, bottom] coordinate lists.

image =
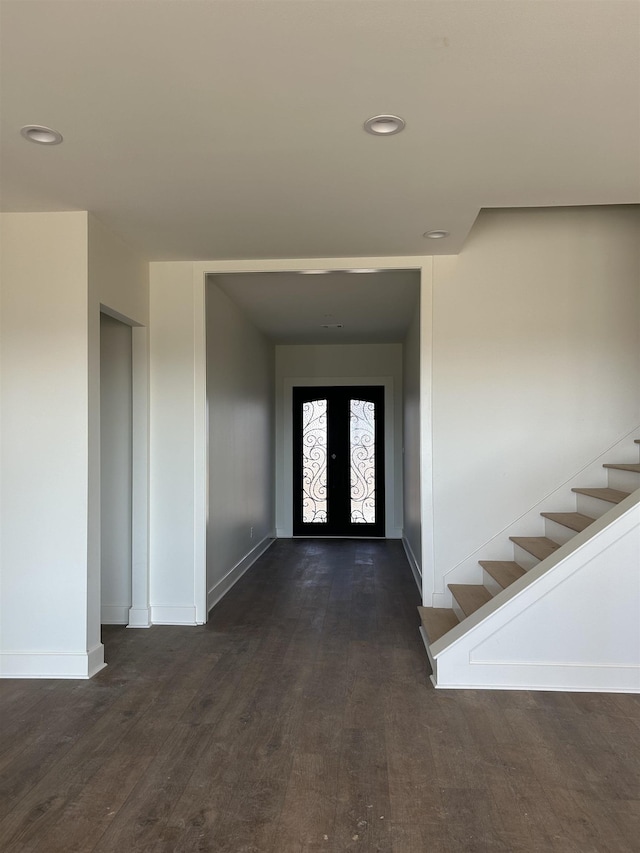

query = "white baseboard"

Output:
[[127, 607, 151, 628], [150, 605, 198, 625], [402, 536, 422, 595], [434, 663, 640, 693], [208, 535, 275, 613], [1, 642, 106, 679], [432, 590, 453, 608], [101, 604, 130, 625]]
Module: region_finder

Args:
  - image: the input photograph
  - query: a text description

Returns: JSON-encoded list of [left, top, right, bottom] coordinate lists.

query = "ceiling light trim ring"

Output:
[[20, 125, 63, 145], [364, 115, 406, 136]]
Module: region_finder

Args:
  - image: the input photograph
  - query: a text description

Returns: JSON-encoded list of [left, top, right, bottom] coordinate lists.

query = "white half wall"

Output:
[[275, 343, 403, 539], [431, 206, 640, 602], [206, 280, 275, 608]]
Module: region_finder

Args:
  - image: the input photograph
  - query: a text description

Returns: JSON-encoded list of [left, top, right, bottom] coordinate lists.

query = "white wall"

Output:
[[149, 262, 203, 624], [100, 313, 132, 624], [0, 212, 102, 677], [0, 211, 149, 677], [89, 214, 149, 326], [431, 206, 640, 599], [402, 294, 422, 576], [206, 281, 275, 608], [275, 343, 403, 538], [88, 214, 149, 632]]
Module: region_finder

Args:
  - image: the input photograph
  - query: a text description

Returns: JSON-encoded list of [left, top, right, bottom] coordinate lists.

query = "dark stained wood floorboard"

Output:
[[1, 539, 639, 852]]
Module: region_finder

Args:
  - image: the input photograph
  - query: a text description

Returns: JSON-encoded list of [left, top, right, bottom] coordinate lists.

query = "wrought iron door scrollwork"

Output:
[[301, 400, 328, 523]]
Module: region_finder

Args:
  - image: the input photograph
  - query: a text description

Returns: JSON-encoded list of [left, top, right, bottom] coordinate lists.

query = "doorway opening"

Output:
[[293, 385, 385, 537], [99, 312, 133, 625]]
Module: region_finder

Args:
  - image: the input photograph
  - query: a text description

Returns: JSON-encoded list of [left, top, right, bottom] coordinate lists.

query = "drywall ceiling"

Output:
[[211, 269, 420, 344], [1, 0, 638, 261]]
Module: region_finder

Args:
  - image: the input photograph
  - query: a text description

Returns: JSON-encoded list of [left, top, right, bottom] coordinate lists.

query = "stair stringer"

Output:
[[430, 490, 640, 693], [432, 425, 640, 607]]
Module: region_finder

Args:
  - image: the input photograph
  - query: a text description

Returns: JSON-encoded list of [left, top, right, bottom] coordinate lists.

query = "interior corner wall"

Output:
[[431, 206, 640, 596], [206, 281, 275, 607], [403, 293, 422, 578], [274, 343, 404, 539], [0, 211, 101, 677], [88, 214, 149, 327]]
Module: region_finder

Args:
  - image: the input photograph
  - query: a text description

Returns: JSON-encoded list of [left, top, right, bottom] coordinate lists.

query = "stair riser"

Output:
[[574, 493, 618, 519], [606, 469, 640, 493], [512, 544, 540, 571], [543, 518, 579, 546], [483, 571, 504, 596], [451, 597, 466, 622]]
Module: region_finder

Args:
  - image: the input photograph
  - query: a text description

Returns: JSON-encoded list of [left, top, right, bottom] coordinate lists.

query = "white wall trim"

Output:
[[1, 644, 106, 679], [207, 534, 275, 613], [150, 605, 199, 625], [419, 259, 435, 607], [193, 269, 209, 625], [402, 535, 422, 593], [101, 605, 130, 625], [192, 256, 434, 623], [127, 607, 151, 628], [129, 325, 151, 627]]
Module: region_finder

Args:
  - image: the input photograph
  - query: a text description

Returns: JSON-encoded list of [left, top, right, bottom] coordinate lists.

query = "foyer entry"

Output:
[[293, 385, 385, 537]]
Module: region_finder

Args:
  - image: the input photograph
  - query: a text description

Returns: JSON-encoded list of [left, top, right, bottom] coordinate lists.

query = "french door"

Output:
[[293, 386, 385, 537]]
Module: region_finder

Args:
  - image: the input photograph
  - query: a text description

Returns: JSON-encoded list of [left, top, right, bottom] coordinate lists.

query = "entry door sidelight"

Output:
[[292, 386, 385, 537]]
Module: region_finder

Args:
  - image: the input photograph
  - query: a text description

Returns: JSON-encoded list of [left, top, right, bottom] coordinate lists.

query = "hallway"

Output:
[[1, 540, 639, 851]]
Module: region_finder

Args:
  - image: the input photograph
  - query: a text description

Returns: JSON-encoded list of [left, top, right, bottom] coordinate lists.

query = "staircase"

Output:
[[419, 440, 640, 691]]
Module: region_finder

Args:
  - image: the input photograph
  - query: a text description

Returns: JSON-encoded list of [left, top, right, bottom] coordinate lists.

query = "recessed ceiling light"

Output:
[[299, 269, 331, 275], [20, 125, 63, 145], [346, 268, 380, 274], [423, 230, 450, 239], [364, 115, 405, 136]]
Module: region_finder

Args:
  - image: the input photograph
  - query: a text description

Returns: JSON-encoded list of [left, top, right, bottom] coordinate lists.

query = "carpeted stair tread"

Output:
[[479, 560, 526, 588]]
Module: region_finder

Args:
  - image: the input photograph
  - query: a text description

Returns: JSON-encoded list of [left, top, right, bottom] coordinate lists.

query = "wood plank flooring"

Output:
[[1, 539, 639, 852]]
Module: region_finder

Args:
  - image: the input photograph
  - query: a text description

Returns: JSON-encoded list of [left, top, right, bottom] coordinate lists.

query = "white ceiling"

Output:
[[1, 0, 638, 263], [211, 269, 420, 343]]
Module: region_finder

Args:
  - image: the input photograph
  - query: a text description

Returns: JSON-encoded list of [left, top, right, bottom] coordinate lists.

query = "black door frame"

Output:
[[292, 385, 385, 537]]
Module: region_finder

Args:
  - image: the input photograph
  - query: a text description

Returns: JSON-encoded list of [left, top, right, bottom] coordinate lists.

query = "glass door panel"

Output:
[[350, 399, 376, 524], [301, 399, 328, 523]]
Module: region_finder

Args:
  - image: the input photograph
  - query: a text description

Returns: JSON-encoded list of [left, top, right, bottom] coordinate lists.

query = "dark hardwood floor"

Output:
[[1, 539, 639, 852]]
